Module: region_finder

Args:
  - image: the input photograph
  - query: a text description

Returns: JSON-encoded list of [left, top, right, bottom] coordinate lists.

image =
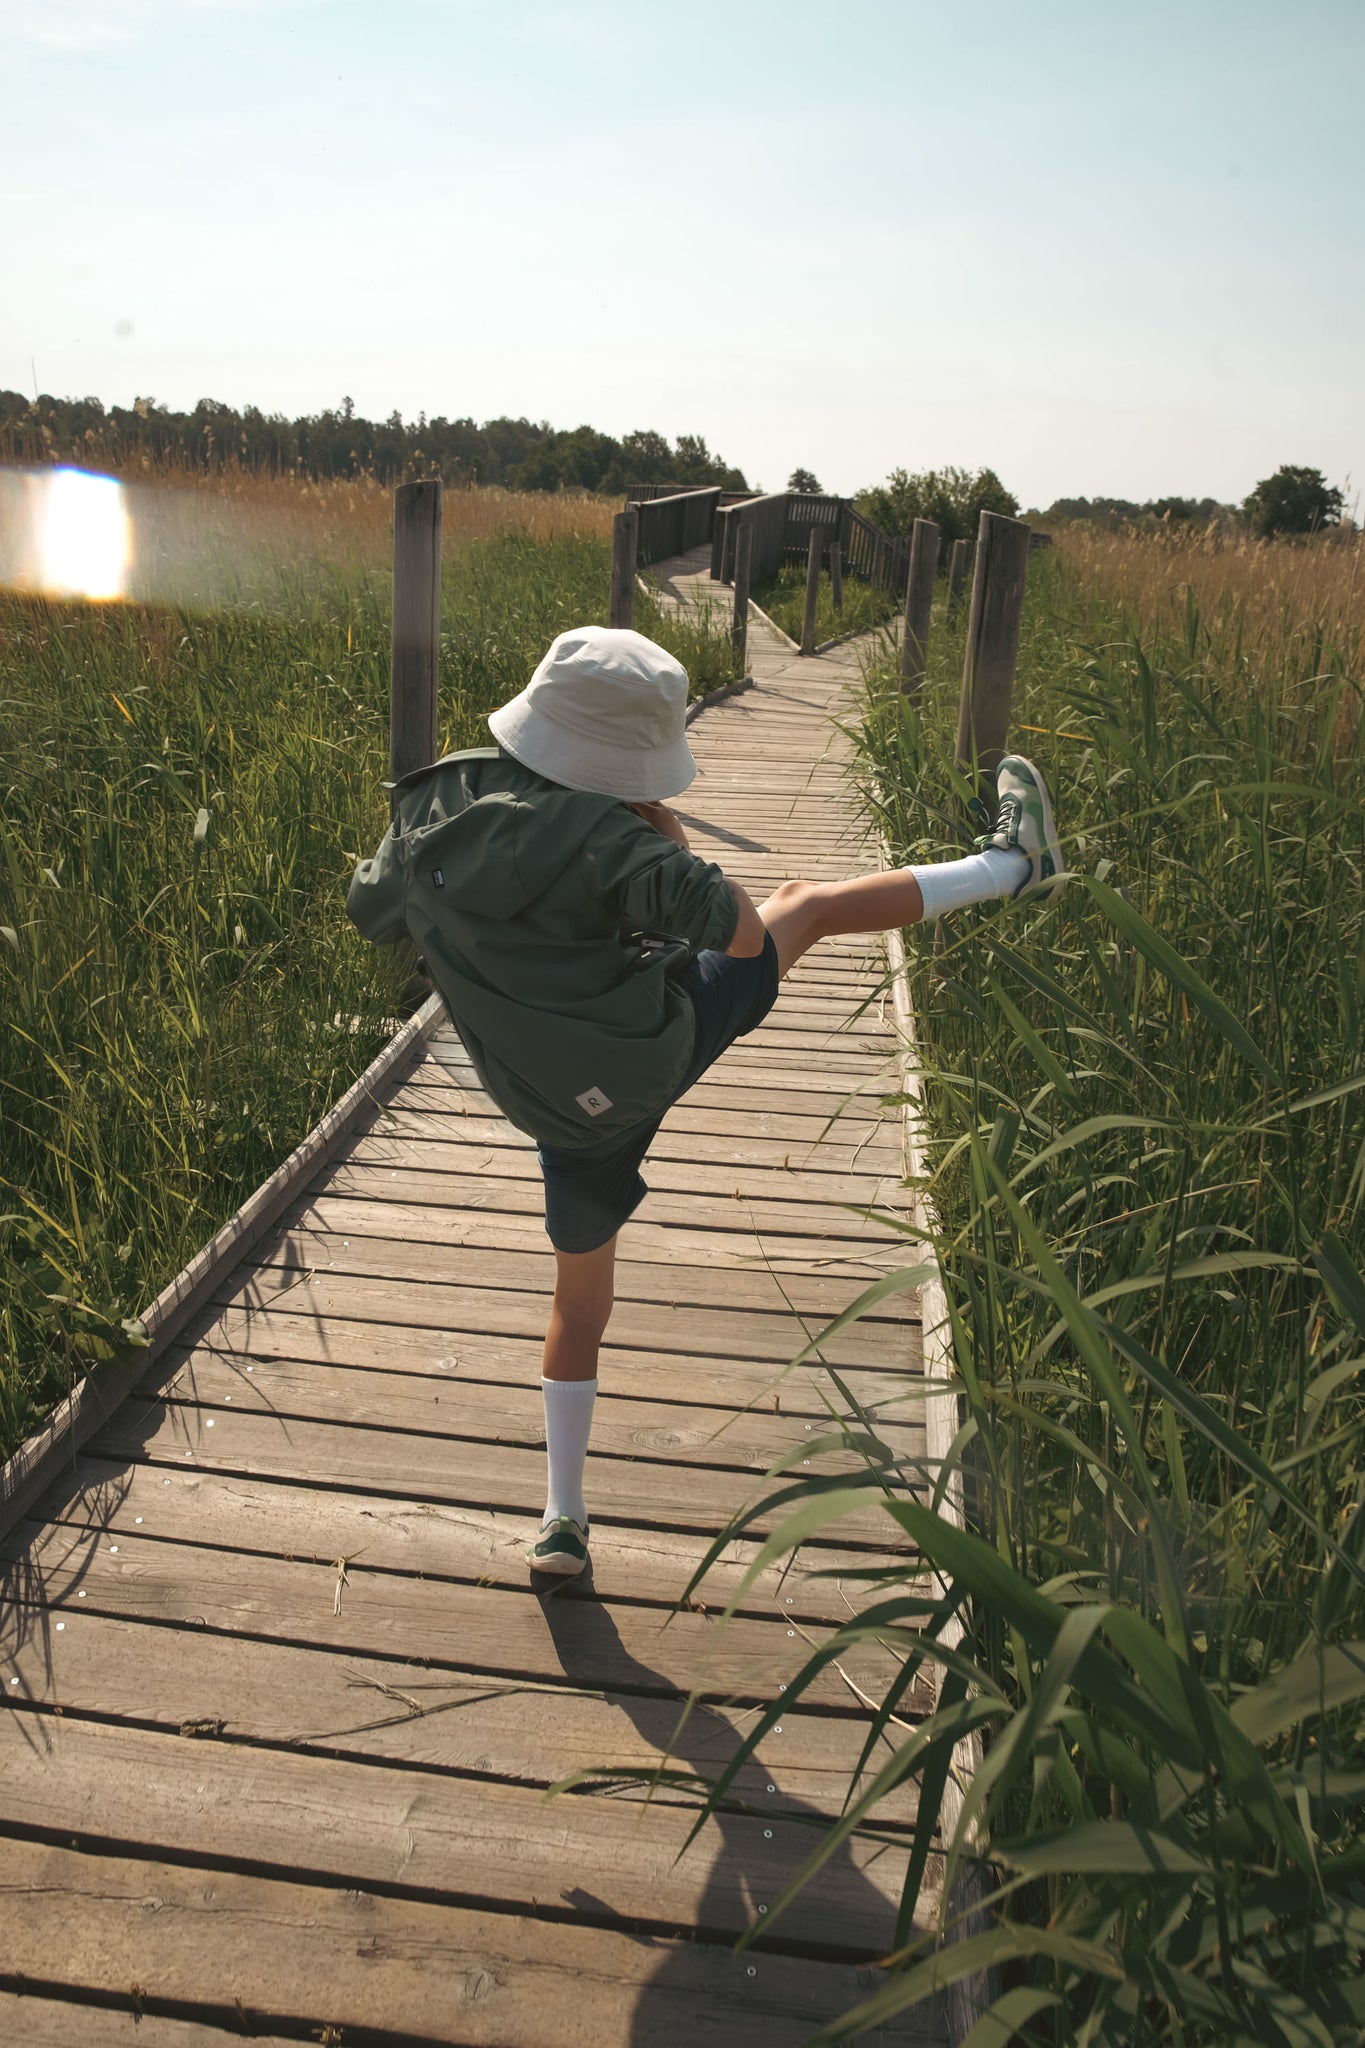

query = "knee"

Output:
[[770, 877, 830, 936], [770, 878, 821, 918]]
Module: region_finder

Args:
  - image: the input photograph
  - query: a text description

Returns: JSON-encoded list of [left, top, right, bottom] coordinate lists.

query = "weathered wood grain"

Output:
[[0, 1715, 912, 1956], [0, 1988, 294, 2048], [83, 1400, 911, 1549], [145, 1354, 921, 1474], [29, 1460, 920, 1626], [0, 1520, 907, 1713], [0, 1842, 938, 2045]]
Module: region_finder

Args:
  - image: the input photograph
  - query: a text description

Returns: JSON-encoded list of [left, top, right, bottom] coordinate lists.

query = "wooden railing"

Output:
[[630, 487, 722, 567], [841, 504, 909, 594], [711, 492, 790, 585], [713, 491, 912, 599], [626, 484, 754, 509]]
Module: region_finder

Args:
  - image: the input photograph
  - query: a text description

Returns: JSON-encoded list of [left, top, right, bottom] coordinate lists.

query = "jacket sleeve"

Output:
[[582, 815, 738, 954], [345, 823, 409, 947]]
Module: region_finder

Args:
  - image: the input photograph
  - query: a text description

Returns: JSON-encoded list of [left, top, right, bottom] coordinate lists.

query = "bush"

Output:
[[854, 464, 1018, 546], [1243, 464, 1344, 538]]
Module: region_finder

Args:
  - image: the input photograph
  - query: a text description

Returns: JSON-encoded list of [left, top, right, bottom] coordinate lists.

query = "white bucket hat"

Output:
[[487, 626, 697, 802]]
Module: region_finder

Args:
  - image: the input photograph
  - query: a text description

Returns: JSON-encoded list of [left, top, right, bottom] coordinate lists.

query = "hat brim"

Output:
[[488, 691, 697, 802]]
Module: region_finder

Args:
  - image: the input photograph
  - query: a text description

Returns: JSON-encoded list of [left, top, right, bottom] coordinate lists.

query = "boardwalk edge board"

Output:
[[0, 993, 446, 1545], [646, 554, 802, 660], [684, 674, 756, 724], [884, 891, 995, 2041]]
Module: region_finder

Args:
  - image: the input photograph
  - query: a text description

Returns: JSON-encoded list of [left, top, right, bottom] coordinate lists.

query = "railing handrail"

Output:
[[625, 484, 724, 508]]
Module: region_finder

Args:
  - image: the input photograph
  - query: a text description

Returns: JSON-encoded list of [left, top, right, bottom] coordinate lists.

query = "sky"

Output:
[[3, 0, 1362, 510]]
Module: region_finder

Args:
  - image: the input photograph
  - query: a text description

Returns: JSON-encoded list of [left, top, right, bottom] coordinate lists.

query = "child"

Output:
[[347, 625, 1064, 1576]]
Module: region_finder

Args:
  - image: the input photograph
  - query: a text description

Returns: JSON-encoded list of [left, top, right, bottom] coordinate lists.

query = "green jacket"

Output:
[[346, 749, 738, 1148]]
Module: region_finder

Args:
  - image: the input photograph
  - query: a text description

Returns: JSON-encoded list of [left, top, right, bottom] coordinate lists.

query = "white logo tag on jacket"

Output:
[[575, 1086, 613, 1116]]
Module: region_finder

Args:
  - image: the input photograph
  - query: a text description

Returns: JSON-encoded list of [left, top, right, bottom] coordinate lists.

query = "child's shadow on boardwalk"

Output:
[[534, 1572, 920, 2046]]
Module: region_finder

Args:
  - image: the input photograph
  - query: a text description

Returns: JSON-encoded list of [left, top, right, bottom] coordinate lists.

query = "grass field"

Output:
[[0, 469, 740, 1461], [684, 532, 1365, 2042]]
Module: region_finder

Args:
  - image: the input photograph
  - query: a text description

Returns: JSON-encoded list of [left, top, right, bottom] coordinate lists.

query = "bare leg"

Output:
[[542, 1235, 617, 1381], [757, 871, 926, 978]]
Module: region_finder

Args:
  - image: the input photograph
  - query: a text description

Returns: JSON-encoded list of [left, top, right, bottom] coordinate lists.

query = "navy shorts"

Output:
[[537, 932, 781, 1254]]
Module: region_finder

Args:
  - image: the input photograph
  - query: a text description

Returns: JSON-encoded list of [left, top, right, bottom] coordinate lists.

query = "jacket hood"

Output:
[[388, 748, 622, 918]]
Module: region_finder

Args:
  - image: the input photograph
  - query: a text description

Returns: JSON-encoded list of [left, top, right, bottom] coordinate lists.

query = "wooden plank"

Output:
[[85, 1400, 912, 1549], [248, 1222, 916, 1326], [0, 1842, 939, 2046], [287, 1190, 910, 1278], [0, 1990, 293, 2048], [148, 1352, 922, 1474], [331, 1132, 911, 1218], [0, 1520, 907, 1716], [406, 1064, 903, 1122], [214, 1264, 913, 1373], [371, 1106, 903, 1177], [144, 1306, 926, 1429], [423, 1031, 897, 1080], [0, 1715, 921, 1958], [30, 1460, 920, 1627], [410, 1055, 898, 1117], [1, 1580, 925, 1819]]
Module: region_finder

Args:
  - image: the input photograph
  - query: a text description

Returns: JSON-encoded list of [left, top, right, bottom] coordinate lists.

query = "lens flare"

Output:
[[41, 468, 132, 599], [0, 466, 132, 600]]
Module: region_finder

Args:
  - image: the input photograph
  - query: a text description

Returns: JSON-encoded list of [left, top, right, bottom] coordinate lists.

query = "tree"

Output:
[[1242, 465, 1344, 538], [853, 465, 1018, 546], [787, 467, 822, 494]]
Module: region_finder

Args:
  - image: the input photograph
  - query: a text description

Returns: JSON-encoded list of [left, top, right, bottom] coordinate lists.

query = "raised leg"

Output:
[[757, 871, 927, 978]]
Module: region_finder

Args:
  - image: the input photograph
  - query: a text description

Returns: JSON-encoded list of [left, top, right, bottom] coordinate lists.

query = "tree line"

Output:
[[0, 390, 749, 495], [836, 463, 1347, 542], [2, 388, 1347, 542]]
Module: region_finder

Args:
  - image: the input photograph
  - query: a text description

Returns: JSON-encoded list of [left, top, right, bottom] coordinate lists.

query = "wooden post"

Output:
[[899, 517, 940, 697], [829, 542, 843, 614], [947, 536, 969, 618], [800, 527, 822, 655], [390, 479, 441, 795], [609, 506, 638, 629], [731, 521, 751, 670], [955, 511, 1032, 782]]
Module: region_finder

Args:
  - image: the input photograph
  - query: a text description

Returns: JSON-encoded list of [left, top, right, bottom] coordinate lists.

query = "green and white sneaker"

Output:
[[527, 1515, 590, 1578], [978, 755, 1066, 901]]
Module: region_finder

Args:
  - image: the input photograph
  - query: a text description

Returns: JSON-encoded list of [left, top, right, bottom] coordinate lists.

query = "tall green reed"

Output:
[[0, 523, 740, 1458], [676, 549, 1365, 2042], [752, 564, 899, 645]]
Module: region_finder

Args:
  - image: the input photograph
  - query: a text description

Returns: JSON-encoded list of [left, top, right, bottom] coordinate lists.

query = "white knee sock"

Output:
[[541, 1377, 596, 1529], [907, 846, 1027, 921]]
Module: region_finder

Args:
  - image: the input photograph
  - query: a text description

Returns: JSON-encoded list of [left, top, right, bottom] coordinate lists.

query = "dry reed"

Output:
[[1054, 519, 1364, 669]]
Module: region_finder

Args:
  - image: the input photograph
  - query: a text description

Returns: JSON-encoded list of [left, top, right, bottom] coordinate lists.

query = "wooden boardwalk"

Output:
[[0, 560, 940, 2047]]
